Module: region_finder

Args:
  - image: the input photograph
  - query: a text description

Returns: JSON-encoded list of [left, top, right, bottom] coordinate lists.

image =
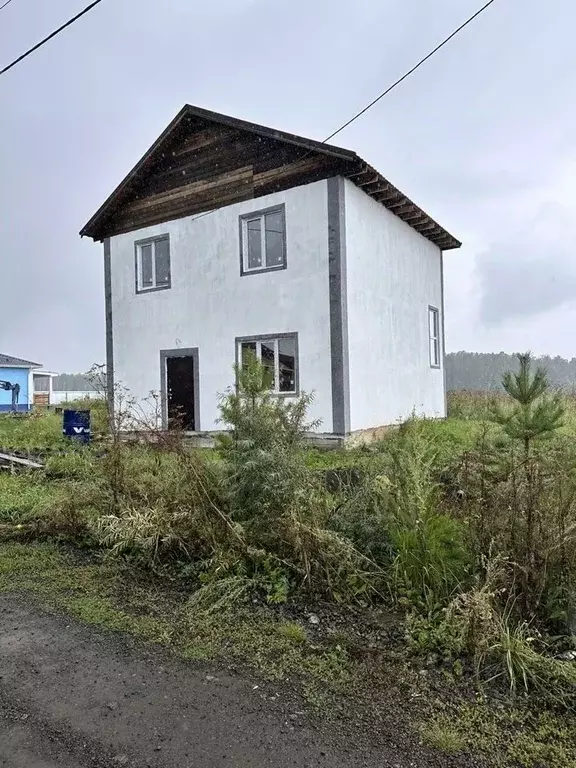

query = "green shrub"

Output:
[[392, 514, 469, 610], [216, 354, 381, 602], [328, 463, 394, 566], [408, 560, 576, 710], [447, 390, 504, 421], [197, 548, 291, 604], [217, 352, 319, 523], [94, 507, 192, 562], [484, 617, 576, 703]]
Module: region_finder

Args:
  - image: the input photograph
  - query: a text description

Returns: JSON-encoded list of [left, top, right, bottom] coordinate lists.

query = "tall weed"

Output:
[[387, 420, 470, 608]]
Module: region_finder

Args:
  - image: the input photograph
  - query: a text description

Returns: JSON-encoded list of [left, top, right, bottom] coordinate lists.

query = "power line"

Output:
[[323, 0, 498, 142], [188, 0, 498, 225], [0, 0, 104, 76], [0, 0, 15, 12]]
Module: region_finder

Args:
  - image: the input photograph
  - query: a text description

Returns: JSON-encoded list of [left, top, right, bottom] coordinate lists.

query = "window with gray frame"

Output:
[[429, 306, 440, 368], [238, 333, 298, 394], [239, 205, 286, 274], [135, 235, 171, 292]]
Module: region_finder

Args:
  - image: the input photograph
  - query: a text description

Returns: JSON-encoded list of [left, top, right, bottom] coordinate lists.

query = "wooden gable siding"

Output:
[[96, 116, 346, 238]]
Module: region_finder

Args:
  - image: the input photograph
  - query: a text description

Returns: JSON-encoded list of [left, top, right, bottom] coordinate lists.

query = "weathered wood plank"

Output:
[[153, 136, 252, 181], [0, 452, 43, 469], [172, 125, 238, 156], [253, 156, 329, 187], [122, 167, 254, 214], [345, 166, 371, 180], [386, 200, 410, 211], [114, 184, 256, 232]]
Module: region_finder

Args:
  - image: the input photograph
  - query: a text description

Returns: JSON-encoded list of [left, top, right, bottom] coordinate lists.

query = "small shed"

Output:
[[0, 354, 43, 412], [32, 371, 59, 406]]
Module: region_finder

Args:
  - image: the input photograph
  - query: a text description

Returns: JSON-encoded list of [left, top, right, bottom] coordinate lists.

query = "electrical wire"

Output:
[[0, 0, 103, 76], [187, 0, 498, 225], [323, 0, 498, 142], [0, 0, 15, 12]]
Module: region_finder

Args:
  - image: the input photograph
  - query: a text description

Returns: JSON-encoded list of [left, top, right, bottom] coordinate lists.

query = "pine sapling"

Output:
[[492, 352, 565, 614]]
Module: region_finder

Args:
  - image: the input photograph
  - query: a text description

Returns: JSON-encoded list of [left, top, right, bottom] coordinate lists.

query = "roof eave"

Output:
[[341, 161, 460, 250]]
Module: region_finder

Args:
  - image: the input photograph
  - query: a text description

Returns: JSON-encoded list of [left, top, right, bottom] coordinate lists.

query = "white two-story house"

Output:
[[81, 105, 460, 443]]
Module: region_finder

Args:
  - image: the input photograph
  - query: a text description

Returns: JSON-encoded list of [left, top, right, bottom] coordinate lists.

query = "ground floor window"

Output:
[[237, 333, 298, 394]]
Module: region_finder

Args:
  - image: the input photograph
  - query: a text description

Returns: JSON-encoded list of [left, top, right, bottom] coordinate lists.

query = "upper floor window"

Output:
[[429, 306, 440, 368], [239, 204, 286, 275], [135, 235, 171, 293], [237, 333, 298, 394]]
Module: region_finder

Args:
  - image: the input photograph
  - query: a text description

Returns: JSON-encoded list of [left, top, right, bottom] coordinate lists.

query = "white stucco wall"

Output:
[[344, 179, 445, 431], [109, 180, 332, 432]]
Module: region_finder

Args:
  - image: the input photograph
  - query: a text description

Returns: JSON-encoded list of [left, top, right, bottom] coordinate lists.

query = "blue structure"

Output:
[[0, 353, 42, 412]]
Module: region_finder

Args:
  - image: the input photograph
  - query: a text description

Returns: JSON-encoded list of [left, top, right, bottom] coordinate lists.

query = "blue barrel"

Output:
[[62, 409, 91, 444]]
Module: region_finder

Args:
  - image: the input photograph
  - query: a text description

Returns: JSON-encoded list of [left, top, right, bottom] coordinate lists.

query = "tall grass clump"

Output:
[[386, 420, 470, 610], [92, 441, 236, 569]]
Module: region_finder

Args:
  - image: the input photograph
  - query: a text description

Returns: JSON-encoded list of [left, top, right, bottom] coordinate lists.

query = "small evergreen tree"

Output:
[[217, 352, 319, 522], [493, 352, 564, 452], [492, 352, 565, 615]]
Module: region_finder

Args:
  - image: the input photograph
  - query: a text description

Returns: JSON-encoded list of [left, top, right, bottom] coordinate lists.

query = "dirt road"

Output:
[[0, 594, 434, 768]]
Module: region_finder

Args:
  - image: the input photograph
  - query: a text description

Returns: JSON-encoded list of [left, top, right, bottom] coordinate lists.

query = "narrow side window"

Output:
[[429, 306, 440, 368]]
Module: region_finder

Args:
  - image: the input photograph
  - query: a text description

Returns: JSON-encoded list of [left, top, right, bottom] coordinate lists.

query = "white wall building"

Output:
[[81, 105, 460, 443]]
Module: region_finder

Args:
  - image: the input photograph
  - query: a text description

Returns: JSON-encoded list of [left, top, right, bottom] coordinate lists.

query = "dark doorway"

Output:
[[166, 355, 196, 430]]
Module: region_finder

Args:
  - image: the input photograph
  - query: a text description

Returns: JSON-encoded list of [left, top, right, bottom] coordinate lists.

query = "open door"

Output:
[[162, 350, 198, 430]]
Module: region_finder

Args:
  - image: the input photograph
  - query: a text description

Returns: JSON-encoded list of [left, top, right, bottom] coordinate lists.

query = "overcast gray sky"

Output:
[[1, 0, 575, 372]]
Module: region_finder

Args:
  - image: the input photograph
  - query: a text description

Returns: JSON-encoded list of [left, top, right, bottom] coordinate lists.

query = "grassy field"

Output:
[[0, 397, 108, 453], [1, 381, 576, 767], [0, 409, 64, 452]]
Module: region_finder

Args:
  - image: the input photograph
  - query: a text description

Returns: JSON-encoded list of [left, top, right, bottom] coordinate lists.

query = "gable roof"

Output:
[[0, 353, 42, 368], [80, 104, 460, 250]]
